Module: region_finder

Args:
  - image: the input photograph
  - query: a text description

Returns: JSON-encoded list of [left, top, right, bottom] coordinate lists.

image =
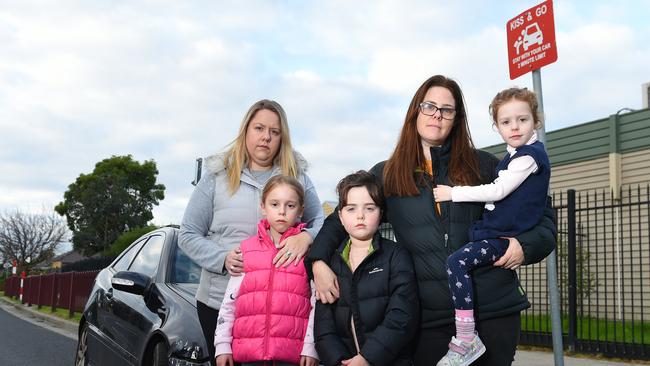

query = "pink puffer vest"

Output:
[[232, 220, 311, 363]]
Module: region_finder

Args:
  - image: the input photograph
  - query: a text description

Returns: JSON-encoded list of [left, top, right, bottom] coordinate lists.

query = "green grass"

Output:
[[522, 313, 650, 345], [1, 291, 81, 324]]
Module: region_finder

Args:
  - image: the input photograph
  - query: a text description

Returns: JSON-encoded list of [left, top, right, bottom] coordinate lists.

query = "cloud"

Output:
[[1, 0, 649, 227]]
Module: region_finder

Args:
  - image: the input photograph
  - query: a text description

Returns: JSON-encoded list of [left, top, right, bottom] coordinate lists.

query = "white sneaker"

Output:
[[436, 334, 486, 366]]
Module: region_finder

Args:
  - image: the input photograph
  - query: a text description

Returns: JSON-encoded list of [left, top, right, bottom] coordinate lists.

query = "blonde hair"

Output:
[[262, 175, 305, 207], [223, 99, 299, 194]]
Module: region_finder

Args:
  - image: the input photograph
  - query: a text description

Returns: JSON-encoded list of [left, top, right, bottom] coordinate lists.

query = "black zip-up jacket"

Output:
[[314, 233, 419, 366], [307, 145, 557, 329]]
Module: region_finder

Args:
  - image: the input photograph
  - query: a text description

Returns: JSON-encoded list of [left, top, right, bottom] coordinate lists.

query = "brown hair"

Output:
[[383, 75, 481, 196], [489, 87, 542, 128], [336, 170, 385, 210], [223, 99, 299, 195], [261, 175, 305, 207]]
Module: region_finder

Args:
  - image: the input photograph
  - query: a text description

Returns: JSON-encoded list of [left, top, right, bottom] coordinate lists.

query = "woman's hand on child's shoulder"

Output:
[[215, 354, 234, 366], [274, 231, 312, 268], [300, 355, 319, 366], [225, 247, 243, 276]]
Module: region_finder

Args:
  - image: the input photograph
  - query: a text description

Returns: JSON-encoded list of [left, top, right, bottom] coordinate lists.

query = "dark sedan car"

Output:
[[75, 227, 211, 366]]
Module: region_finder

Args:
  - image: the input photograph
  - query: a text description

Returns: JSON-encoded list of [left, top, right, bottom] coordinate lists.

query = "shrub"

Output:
[[62, 256, 116, 272], [107, 225, 158, 257]]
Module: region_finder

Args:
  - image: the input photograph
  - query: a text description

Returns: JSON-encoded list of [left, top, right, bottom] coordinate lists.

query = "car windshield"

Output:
[[170, 244, 201, 284]]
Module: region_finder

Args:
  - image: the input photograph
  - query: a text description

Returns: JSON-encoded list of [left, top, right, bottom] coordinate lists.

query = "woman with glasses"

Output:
[[307, 75, 556, 366]]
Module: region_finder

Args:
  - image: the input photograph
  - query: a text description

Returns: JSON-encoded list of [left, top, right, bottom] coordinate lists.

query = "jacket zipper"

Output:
[[351, 317, 361, 354], [428, 163, 451, 251], [339, 246, 379, 357], [432, 185, 450, 250], [264, 260, 276, 359]]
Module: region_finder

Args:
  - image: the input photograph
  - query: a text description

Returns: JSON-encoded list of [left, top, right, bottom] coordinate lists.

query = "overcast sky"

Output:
[[2, 0, 649, 231]]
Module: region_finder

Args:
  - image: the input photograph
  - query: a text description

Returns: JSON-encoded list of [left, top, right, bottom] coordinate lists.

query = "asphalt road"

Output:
[[0, 306, 76, 366]]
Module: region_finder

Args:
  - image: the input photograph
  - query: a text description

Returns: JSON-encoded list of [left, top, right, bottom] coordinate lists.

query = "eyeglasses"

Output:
[[419, 102, 456, 120]]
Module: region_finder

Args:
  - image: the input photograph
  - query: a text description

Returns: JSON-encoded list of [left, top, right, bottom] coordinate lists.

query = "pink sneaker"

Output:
[[436, 334, 486, 366]]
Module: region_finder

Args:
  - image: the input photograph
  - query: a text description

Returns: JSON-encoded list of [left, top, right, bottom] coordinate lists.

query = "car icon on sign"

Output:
[[522, 23, 543, 51]]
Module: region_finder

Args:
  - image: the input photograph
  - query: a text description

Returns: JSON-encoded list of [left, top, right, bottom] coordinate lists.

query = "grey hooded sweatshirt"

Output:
[[179, 151, 324, 310]]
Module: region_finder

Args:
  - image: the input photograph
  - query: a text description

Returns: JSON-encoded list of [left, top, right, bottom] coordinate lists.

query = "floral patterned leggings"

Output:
[[446, 238, 509, 310]]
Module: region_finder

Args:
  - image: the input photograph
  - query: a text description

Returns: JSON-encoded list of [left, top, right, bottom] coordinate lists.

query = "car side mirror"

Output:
[[112, 271, 151, 296]]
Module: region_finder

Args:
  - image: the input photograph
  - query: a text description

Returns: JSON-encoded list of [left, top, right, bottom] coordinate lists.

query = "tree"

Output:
[[55, 155, 165, 255], [0, 209, 69, 273]]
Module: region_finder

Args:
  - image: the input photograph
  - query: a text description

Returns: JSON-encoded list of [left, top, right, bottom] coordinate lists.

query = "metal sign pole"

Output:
[[533, 68, 564, 366]]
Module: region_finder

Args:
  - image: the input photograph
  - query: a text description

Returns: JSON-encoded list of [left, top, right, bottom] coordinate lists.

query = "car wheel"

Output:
[[75, 323, 89, 366], [151, 341, 169, 366]]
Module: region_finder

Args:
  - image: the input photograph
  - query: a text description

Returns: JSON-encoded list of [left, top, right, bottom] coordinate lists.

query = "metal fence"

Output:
[[376, 184, 650, 360], [3, 271, 99, 317], [520, 184, 650, 360]]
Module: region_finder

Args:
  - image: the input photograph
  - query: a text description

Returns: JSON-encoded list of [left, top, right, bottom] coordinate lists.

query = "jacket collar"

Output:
[[336, 231, 383, 254], [506, 131, 538, 156], [256, 219, 306, 247], [240, 166, 281, 188], [428, 139, 452, 165]]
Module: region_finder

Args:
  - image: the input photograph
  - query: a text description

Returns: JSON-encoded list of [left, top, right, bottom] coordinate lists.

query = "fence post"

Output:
[[68, 271, 75, 318], [35, 275, 42, 308], [51, 273, 57, 313], [567, 189, 577, 351], [19, 271, 26, 303]]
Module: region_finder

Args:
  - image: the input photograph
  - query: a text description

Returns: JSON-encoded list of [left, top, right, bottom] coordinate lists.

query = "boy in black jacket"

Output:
[[314, 171, 419, 366]]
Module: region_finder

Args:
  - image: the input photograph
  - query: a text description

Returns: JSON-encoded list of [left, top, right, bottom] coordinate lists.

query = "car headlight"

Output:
[[169, 340, 210, 366], [169, 357, 211, 366]]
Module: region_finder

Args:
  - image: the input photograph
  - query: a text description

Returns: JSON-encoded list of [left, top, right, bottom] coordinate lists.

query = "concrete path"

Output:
[[514, 349, 645, 365]]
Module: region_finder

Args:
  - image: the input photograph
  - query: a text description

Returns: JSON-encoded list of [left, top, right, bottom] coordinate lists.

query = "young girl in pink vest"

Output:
[[214, 175, 319, 366]]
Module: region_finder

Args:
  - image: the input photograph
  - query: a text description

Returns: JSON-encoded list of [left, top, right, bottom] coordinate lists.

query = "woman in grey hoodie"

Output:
[[179, 99, 324, 364]]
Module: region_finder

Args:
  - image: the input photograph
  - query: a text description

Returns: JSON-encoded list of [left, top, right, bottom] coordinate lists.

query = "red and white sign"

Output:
[[506, 0, 558, 79]]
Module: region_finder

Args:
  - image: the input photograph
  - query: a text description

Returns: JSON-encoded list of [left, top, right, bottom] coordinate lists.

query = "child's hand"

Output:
[[433, 185, 452, 202], [215, 354, 234, 366], [300, 355, 319, 366], [341, 354, 370, 366]]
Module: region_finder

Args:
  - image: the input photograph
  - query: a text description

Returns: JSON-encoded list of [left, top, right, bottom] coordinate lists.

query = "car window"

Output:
[[112, 237, 147, 272], [128, 234, 164, 277], [171, 244, 201, 284]]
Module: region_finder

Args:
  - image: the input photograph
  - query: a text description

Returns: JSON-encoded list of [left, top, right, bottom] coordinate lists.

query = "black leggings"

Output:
[[197, 300, 219, 366], [446, 238, 508, 310], [413, 312, 521, 366]]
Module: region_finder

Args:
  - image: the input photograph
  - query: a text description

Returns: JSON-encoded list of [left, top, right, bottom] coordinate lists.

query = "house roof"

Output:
[[322, 201, 338, 216], [51, 250, 87, 264]]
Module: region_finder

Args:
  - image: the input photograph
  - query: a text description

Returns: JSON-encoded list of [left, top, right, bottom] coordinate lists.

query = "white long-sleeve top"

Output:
[[213, 273, 319, 360], [452, 133, 540, 209]]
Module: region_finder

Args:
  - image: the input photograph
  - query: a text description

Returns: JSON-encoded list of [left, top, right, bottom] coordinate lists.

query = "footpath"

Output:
[[513, 349, 644, 365], [0, 295, 645, 365]]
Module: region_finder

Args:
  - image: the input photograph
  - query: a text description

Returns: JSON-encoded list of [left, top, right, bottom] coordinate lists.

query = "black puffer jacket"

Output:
[[307, 146, 557, 329], [314, 233, 419, 366]]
